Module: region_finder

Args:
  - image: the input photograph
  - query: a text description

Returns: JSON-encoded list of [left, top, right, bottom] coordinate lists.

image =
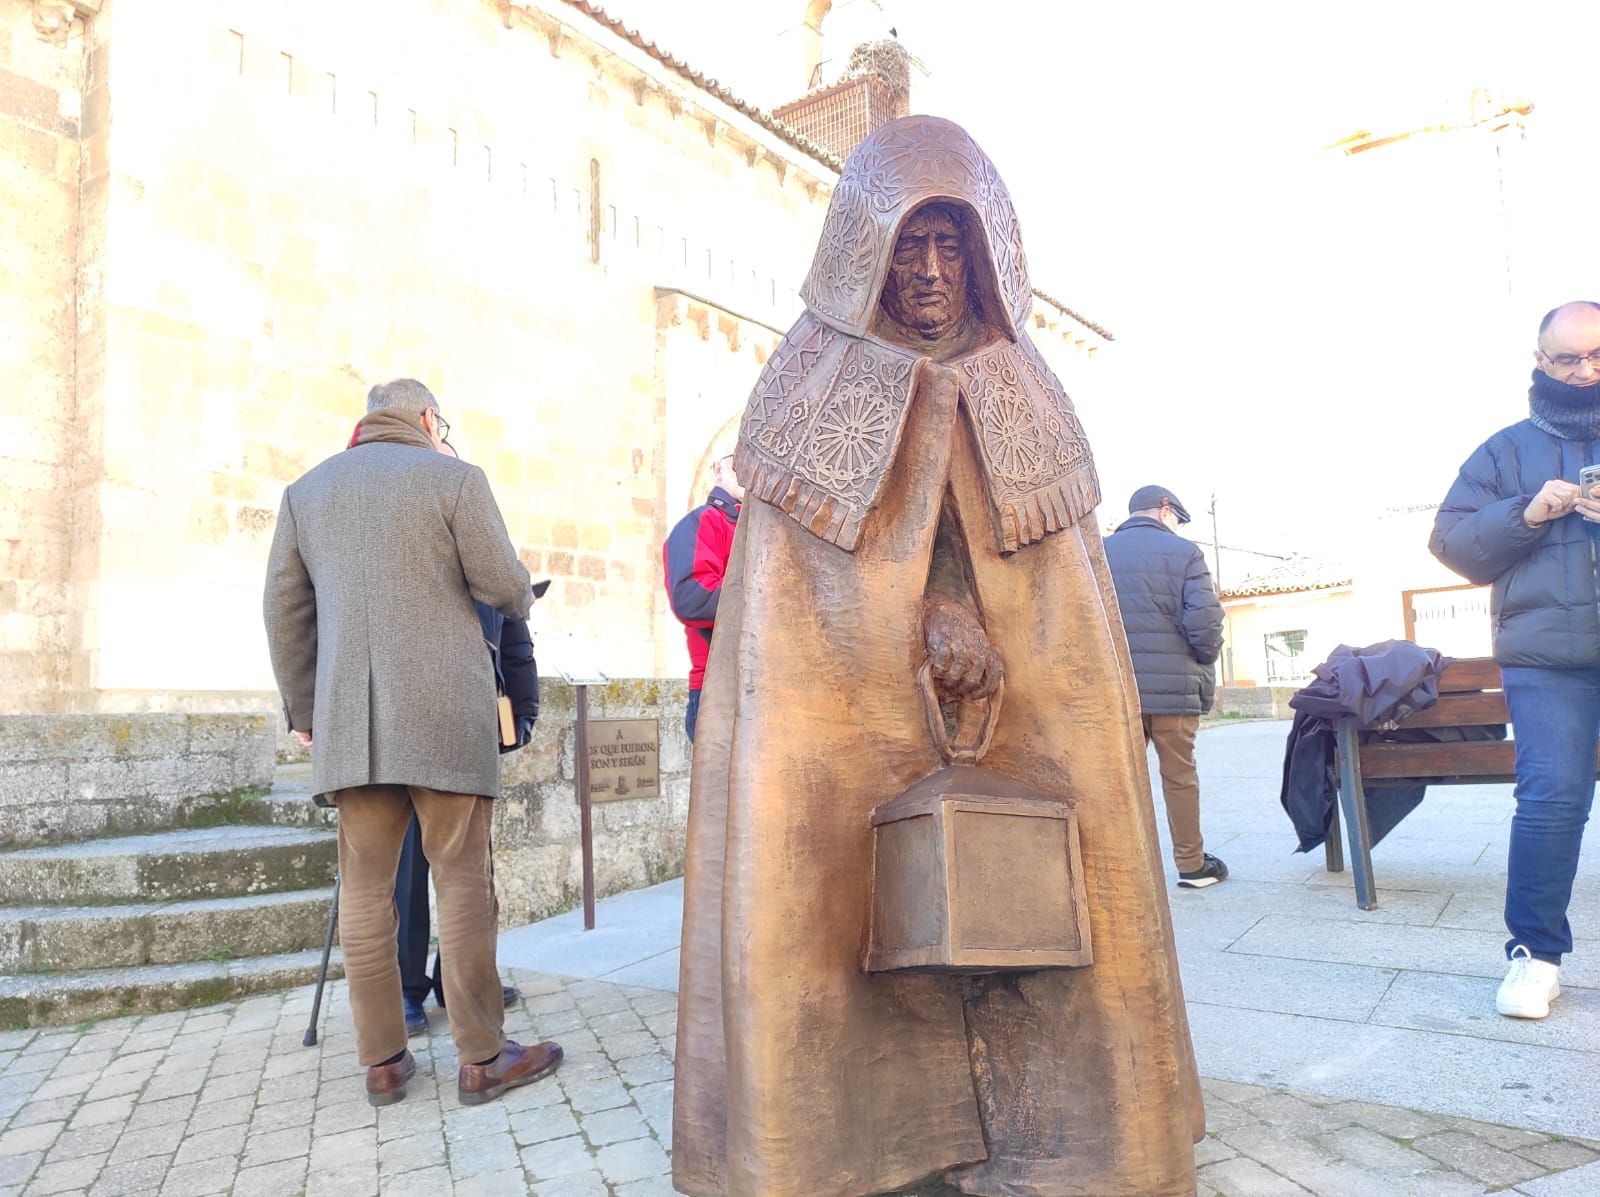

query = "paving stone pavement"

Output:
[[1, 966, 1597, 1197]]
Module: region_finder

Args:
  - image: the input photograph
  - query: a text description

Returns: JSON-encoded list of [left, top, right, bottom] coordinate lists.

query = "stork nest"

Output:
[[844, 39, 910, 97]]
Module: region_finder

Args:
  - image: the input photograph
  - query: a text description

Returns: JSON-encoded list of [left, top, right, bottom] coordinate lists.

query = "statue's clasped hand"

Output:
[[922, 593, 1003, 701]]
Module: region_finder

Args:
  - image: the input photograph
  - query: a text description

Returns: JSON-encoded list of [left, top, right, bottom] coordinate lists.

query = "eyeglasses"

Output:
[[431, 410, 451, 441], [1541, 348, 1600, 371]]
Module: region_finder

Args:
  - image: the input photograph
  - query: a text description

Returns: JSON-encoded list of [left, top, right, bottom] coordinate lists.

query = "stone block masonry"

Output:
[[1, 0, 1112, 719], [0, 713, 276, 848], [0, 674, 690, 914], [492, 677, 692, 927], [0, 0, 90, 713], [270, 674, 692, 928], [0, 0, 841, 719]]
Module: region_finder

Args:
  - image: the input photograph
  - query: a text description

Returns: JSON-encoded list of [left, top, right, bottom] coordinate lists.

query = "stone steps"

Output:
[[0, 947, 345, 1030], [169, 764, 336, 832], [0, 821, 343, 1025], [1, 722, 349, 1028], [0, 713, 278, 850], [0, 825, 337, 904], [0, 885, 337, 972]]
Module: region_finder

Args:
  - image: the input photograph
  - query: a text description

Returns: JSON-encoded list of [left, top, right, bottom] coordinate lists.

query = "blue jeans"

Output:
[[1502, 665, 1600, 964], [394, 815, 439, 1003], [685, 687, 701, 743]]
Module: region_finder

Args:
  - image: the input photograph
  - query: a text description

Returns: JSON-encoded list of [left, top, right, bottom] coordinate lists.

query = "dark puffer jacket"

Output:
[[1104, 516, 1225, 715], [1430, 419, 1600, 669]]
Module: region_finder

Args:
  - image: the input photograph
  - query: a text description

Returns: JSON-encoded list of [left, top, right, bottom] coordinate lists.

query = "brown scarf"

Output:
[[351, 408, 434, 451]]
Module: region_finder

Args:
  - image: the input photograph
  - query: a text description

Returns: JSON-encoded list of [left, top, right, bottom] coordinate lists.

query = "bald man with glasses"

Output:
[[1431, 300, 1600, 1022]]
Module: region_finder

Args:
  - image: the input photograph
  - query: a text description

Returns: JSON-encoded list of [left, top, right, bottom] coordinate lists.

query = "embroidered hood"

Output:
[[800, 114, 1031, 341], [737, 115, 1099, 554]]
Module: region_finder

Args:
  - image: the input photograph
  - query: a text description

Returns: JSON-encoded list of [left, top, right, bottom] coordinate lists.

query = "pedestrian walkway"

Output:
[[2, 961, 1596, 1196], [499, 720, 1600, 1145], [1, 718, 1596, 1195]]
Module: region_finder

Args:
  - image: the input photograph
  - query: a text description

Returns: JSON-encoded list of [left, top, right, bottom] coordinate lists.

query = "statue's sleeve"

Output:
[[926, 498, 979, 611]]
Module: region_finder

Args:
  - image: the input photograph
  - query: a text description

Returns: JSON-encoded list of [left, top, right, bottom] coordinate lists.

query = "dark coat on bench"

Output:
[[1430, 417, 1600, 669], [1280, 641, 1456, 852]]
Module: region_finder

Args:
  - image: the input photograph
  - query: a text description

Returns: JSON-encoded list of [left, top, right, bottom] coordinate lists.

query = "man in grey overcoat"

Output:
[[264, 378, 562, 1107]]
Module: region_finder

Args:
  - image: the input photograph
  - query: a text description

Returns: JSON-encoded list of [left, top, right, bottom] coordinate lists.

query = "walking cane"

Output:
[[303, 873, 340, 1047]]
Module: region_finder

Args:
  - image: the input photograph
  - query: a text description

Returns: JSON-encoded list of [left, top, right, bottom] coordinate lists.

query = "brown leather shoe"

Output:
[[366, 1051, 417, 1107], [458, 1039, 562, 1106]]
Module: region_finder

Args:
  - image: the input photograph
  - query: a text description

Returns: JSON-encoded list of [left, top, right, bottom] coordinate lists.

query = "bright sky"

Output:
[[600, 0, 1600, 570]]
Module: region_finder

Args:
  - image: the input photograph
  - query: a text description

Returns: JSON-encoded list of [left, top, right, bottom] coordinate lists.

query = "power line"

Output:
[[1215, 544, 1291, 561]]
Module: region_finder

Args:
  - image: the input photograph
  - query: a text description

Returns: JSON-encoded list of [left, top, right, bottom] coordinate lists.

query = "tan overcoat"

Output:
[[672, 116, 1203, 1197], [262, 412, 531, 803]]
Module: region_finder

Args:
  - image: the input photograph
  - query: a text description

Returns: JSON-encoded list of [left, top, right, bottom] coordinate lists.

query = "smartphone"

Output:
[[1581, 464, 1600, 522]]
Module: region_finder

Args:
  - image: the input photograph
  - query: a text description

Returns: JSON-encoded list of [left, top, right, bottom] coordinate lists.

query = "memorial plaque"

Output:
[[586, 718, 660, 802]]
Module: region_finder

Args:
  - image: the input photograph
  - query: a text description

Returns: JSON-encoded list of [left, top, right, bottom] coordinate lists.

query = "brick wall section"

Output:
[[494, 676, 691, 926], [1214, 686, 1297, 720], [773, 74, 906, 161]]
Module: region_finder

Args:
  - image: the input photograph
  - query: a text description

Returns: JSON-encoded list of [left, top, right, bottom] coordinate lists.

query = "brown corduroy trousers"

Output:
[[332, 785, 506, 1067], [1141, 713, 1207, 873]]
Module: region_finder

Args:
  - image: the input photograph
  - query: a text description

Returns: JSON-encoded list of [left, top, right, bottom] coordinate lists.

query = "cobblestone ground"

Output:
[[1, 969, 1596, 1197]]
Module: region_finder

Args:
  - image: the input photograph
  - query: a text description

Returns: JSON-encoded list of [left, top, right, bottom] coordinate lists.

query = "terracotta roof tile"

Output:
[[1031, 289, 1114, 341], [555, 0, 843, 171], [1220, 556, 1352, 601], [546, 1, 1112, 343]]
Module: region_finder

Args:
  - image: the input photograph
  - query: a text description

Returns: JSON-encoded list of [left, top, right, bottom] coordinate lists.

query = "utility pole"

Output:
[[1209, 494, 1233, 687], [1208, 493, 1222, 593]]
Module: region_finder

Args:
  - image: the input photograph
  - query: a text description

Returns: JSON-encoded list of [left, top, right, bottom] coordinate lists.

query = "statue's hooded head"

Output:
[[800, 115, 1032, 345]]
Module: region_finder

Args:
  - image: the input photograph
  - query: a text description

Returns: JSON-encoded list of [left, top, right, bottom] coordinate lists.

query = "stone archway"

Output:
[[654, 290, 779, 519]]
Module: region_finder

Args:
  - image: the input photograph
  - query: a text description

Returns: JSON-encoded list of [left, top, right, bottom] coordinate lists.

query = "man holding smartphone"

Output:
[[1431, 299, 1600, 1020]]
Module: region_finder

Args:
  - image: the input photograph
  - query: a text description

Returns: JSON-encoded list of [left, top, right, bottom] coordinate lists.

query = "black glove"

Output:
[[516, 716, 535, 748]]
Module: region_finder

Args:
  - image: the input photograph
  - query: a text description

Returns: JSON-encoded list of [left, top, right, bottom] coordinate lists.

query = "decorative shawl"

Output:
[[735, 114, 1099, 554]]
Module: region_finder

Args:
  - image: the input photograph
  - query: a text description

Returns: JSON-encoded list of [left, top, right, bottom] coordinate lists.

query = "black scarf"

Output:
[[1529, 369, 1600, 442]]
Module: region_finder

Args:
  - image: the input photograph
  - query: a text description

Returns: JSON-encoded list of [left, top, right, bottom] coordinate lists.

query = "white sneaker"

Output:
[[1496, 945, 1561, 1019]]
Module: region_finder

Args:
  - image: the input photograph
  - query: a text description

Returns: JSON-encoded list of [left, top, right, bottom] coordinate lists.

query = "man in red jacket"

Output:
[[663, 454, 741, 742]]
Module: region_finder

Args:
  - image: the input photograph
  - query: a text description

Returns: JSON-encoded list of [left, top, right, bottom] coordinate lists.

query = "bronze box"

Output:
[[866, 764, 1092, 974]]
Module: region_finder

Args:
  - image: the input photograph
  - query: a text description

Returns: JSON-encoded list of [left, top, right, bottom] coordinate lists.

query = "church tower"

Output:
[[768, 0, 920, 160]]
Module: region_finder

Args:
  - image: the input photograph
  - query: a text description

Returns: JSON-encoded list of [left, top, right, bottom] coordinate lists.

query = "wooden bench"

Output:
[[1324, 657, 1521, 911]]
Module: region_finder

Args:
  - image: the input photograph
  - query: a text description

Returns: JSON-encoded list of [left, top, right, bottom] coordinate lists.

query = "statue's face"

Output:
[[879, 204, 972, 342]]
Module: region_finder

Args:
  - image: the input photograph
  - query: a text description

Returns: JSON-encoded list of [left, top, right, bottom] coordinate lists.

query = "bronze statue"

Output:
[[673, 114, 1204, 1197]]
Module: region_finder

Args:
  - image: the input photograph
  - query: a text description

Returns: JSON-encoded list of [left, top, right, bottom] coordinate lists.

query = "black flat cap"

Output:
[[1129, 485, 1191, 524]]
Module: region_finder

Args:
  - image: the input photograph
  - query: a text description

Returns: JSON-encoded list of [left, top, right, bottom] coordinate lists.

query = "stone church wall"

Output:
[[0, 0, 1107, 719], [1, 0, 838, 715], [0, 0, 94, 711]]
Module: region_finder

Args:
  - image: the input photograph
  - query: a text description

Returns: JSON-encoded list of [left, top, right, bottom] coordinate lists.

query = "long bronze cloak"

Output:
[[673, 115, 1203, 1197]]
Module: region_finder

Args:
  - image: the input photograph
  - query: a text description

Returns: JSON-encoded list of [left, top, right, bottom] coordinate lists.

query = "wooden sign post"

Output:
[[550, 637, 608, 931]]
